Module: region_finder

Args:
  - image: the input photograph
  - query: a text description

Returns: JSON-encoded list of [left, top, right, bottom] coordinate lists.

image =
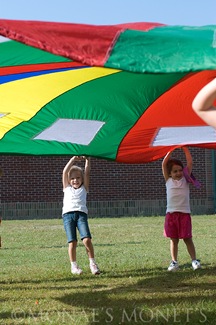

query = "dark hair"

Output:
[[166, 158, 183, 175]]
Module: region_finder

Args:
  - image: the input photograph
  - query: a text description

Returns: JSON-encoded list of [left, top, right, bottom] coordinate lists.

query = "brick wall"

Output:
[[0, 147, 215, 218]]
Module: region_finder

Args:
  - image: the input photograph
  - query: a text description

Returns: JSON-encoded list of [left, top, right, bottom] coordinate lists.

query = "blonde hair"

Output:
[[68, 165, 84, 180]]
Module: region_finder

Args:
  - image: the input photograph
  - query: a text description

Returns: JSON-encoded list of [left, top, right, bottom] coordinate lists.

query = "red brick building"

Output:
[[1, 147, 216, 219]]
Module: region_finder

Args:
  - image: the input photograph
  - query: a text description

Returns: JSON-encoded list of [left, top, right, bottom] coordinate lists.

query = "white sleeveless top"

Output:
[[62, 184, 88, 215], [166, 177, 190, 213]]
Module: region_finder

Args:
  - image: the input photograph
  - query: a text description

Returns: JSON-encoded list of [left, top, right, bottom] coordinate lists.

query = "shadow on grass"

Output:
[[96, 263, 216, 278], [0, 276, 90, 289], [2, 242, 143, 250], [1, 267, 216, 324], [2, 245, 66, 250], [52, 266, 216, 324], [94, 241, 145, 246]]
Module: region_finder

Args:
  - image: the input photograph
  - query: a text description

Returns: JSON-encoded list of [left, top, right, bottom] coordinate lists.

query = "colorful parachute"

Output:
[[0, 19, 216, 163]]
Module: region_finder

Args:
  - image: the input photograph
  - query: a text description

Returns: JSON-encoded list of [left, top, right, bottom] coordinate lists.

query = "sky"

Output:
[[0, 0, 215, 26]]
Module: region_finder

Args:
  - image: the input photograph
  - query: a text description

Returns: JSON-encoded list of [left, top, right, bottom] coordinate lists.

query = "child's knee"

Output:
[[83, 237, 91, 245], [69, 240, 77, 248]]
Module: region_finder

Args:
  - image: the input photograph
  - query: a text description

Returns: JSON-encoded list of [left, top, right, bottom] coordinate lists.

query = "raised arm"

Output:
[[192, 78, 216, 128], [62, 156, 78, 189], [182, 147, 193, 175], [162, 150, 172, 181], [83, 156, 91, 192]]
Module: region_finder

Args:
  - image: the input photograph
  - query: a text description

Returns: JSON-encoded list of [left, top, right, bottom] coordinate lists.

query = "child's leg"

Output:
[[83, 237, 100, 274], [63, 212, 77, 262], [78, 213, 100, 274], [82, 237, 94, 258], [68, 240, 77, 262], [170, 238, 179, 261], [183, 238, 196, 260], [69, 240, 83, 275], [77, 213, 94, 258]]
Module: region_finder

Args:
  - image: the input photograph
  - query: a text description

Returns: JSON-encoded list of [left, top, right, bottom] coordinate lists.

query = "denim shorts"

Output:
[[63, 211, 92, 243]]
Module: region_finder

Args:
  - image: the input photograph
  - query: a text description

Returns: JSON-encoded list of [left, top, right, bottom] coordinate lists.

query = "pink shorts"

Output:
[[164, 212, 192, 239]]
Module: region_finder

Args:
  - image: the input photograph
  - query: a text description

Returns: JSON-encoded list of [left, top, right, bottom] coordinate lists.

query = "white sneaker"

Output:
[[192, 260, 201, 270], [168, 261, 179, 272], [90, 263, 100, 275], [71, 265, 83, 275]]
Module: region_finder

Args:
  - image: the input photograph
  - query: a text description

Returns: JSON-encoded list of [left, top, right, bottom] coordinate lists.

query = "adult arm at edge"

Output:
[[192, 78, 216, 128]]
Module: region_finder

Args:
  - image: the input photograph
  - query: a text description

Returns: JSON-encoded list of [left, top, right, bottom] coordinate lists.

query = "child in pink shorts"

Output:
[[162, 147, 201, 272]]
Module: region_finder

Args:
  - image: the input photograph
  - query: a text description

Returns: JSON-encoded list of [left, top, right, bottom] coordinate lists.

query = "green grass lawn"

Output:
[[1, 215, 216, 324]]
